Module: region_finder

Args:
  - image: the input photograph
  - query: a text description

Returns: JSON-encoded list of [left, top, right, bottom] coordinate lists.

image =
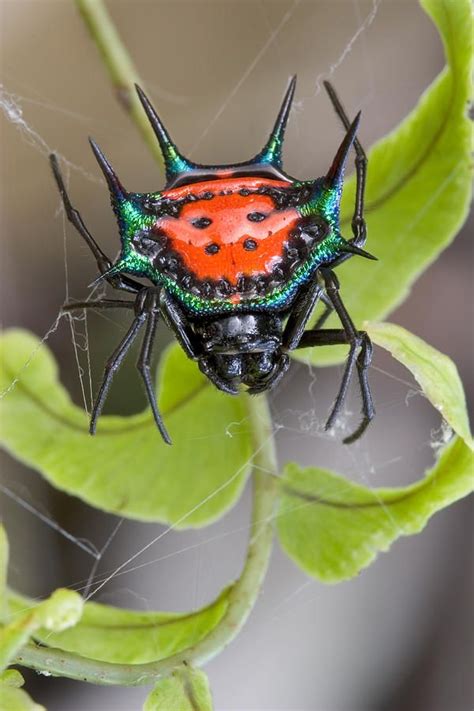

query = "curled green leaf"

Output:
[[0, 680, 45, 711], [0, 669, 24, 689], [144, 666, 213, 711], [0, 588, 83, 671], [367, 321, 472, 448], [7, 587, 230, 666], [295, 0, 472, 366], [277, 325, 473, 581], [277, 438, 472, 582], [0, 330, 252, 526], [34, 589, 83, 633]]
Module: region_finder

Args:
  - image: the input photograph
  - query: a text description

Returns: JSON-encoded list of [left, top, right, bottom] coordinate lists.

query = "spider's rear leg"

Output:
[[49, 155, 142, 295]]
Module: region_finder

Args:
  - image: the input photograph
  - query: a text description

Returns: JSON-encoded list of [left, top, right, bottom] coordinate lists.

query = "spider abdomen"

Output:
[[124, 176, 343, 315]]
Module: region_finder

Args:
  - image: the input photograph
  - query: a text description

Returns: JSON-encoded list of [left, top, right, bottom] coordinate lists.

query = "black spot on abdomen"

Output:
[[243, 238, 258, 251], [205, 242, 220, 255], [192, 217, 212, 229], [247, 211, 267, 222]]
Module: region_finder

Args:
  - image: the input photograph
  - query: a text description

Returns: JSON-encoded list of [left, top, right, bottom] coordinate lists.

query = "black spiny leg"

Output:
[[297, 328, 374, 444], [137, 296, 171, 444], [160, 290, 200, 359], [283, 280, 322, 350], [65, 288, 170, 442], [295, 269, 374, 444], [323, 81, 367, 248], [50, 155, 142, 294], [62, 299, 135, 313], [89, 296, 147, 434], [312, 293, 334, 331]]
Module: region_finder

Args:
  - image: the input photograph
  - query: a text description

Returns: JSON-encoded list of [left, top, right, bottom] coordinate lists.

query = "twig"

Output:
[[75, 0, 164, 166]]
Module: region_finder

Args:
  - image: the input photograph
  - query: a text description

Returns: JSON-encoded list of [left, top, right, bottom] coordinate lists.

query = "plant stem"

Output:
[[75, 0, 164, 166], [15, 395, 279, 685]]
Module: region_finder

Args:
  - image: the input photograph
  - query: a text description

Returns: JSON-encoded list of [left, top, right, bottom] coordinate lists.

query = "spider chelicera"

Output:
[[51, 77, 375, 445]]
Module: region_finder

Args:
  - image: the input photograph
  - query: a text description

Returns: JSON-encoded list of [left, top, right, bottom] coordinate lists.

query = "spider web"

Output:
[[0, 1, 463, 708]]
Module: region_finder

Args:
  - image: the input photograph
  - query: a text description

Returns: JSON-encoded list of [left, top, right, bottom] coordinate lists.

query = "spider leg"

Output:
[[347, 333, 373, 444], [312, 297, 334, 331], [159, 290, 200, 359], [296, 328, 374, 444], [50, 155, 142, 294], [323, 81, 367, 248], [90, 310, 146, 435], [283, 273, 335, 351], [294, 269, 374, 443], [136, 300, 171, 445], [282, 280, 322, 350], [62, 299, 135, 312], [322, 269, 374, 441]]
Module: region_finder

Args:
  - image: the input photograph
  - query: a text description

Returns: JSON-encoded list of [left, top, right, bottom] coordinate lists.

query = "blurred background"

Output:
[[1, 1, 472, 709]]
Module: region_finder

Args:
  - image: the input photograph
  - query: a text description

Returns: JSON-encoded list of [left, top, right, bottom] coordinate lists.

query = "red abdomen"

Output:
[[154, 177, 302, 302]]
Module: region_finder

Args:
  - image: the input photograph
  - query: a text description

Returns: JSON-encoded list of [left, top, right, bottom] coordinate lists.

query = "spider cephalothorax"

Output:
[[53, 76, 376, 445]]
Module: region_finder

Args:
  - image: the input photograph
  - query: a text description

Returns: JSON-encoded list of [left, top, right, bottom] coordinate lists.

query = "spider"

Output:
[[51, 77, 375, 445]]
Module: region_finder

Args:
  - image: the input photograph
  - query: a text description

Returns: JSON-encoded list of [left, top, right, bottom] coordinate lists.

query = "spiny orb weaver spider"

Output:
[[51, 77, 376, 446]]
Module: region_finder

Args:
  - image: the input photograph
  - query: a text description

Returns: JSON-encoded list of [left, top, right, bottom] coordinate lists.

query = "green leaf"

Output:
[[0, 329, 252, 526], [144, 667, 213, 711], [367, 321, 473, 448], [7, 587, 230, 665], [0, 588, 83, 671], [0, 677, 46, 711], [277, 326, 473, 581], [277, 439, 472, 582], [0, 670, 24, 689], [295, 0, 472, 366]]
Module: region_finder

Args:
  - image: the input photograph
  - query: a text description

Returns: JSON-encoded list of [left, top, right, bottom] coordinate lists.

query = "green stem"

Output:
[[74, 0, 163, 166], [14, 396, 279, 685]]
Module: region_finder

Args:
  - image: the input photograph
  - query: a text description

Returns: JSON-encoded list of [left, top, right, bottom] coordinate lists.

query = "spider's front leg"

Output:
[[294, 268, 374, 444], [50, 154, 142, 295], [136, 291, 171, 444], [89, 287, 171, 444], [323, 81, 367, 249]]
